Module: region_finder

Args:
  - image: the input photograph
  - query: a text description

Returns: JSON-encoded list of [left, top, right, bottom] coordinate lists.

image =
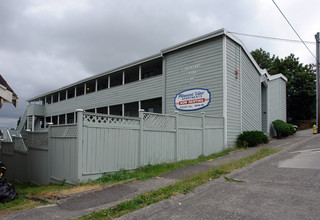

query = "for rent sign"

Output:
[[174, 88, 211, 111]]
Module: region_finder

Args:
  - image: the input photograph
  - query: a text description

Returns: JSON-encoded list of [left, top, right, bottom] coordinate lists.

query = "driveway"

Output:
[[120, 131, 320, 220]]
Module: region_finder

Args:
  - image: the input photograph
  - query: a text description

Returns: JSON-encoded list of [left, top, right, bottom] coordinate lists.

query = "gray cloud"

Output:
[[0, 0, 319, 129]]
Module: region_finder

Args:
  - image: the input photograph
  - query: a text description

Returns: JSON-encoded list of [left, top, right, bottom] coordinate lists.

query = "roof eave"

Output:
[[161, 28, 227, 54], [27, 53, 162, 102]]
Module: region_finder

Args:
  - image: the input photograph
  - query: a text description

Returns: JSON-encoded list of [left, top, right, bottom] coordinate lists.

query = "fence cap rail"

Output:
[[144, 111, 176, 118], [51, 124, 77, 128], [83, 112, 141, 121]]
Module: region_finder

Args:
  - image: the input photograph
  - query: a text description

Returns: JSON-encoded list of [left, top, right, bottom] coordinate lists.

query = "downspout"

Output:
[[240, 47, 243, 133], [161, 51, 166, 114]]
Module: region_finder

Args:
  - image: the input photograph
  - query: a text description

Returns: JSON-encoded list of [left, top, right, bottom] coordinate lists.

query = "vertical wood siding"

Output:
[[82, 126, 140, 174], [204, 117, 224, 155], [77, 112, 224, 182], [142, 131, 175, 165], [49, 125, 77, 184]]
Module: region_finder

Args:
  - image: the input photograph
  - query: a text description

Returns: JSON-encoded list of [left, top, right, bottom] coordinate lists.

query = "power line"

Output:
[[272, 0, 317, 61], [230, 32, 315, 44]]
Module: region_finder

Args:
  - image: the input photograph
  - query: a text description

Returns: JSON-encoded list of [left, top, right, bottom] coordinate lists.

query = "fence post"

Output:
[[12, 136, 16, 183], [175, 111, 179, 161], [76, 109, 84, 183], [201, 112, 205, 156], [138, 109, 145, 167], [47, 122, 53, 184]]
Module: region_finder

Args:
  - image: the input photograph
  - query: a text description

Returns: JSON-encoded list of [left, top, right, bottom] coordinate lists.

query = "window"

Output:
[[52, 116, 58, 125], [141, 97, 162, 113], [125, 67, 139, 84], [59, 114, 66, 125], [86, 108, 96, 113], [124, 102, 139, 117], [110, 104, 122, 116], [141, 59, 162, 79], [76, 84, 85, 96], [40, 97, 45, 105], [110, 72, 123, 87], [45, 117, 51, 127], [68, 87, 75, 99], [40, 117, 45, 128], [60, 90, 66, 101], [52, 93, 58, 103], [86, 80, 96, 94], [46, 95, 52, 104], [97, 106, 108, 114], [97, 76, 108, 91], [67, 113, 75, 124]]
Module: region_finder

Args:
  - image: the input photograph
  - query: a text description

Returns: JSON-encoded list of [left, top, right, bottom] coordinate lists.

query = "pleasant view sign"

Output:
[[174, 88, 211, 111]]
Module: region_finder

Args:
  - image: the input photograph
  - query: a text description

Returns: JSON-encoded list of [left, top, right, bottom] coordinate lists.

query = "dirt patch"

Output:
[[293, 120, 315, 130], [58, 185, 102, 196]]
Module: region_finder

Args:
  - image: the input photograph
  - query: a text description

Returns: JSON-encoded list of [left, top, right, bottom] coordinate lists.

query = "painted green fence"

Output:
[[0, 111, 224, 185]]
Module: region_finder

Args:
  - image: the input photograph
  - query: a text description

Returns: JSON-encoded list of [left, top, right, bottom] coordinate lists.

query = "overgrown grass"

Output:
[[88, 148, 236, 184], [80, 147, 279, 220], [0, 184, 54, 216]]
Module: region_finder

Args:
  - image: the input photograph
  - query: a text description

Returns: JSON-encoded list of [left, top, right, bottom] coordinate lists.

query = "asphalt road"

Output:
[[119, 131, 320, 220]]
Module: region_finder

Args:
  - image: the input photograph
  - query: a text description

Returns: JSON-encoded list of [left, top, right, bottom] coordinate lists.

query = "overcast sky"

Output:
[[0, 0, 319, 129]]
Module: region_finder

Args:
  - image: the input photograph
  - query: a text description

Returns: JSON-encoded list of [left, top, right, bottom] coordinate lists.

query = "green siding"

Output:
[[268, 78, 287, 133], [280, 79, 287, 121], [241, 49, 262, 132], [261, 84, 268, 133], [44, 76, 162, 116], [226, 38, 241, 145], [164, 37, 224, 116]]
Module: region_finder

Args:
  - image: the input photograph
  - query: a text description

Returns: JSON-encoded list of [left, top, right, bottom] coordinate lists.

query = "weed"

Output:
[[79, 147, 279, 220], [0, 148, 236, 215]]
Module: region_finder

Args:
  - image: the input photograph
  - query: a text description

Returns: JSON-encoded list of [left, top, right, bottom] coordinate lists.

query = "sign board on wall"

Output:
[[174, 88, 211, 111]]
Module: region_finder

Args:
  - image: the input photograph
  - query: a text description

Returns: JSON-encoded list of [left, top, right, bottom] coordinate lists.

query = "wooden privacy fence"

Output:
[[48, 110, 224, 183], [0, 132, 49, 185], [0, 111, 224, 185]]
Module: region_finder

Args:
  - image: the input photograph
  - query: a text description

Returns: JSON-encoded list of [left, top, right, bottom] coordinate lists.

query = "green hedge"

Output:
[[237, 131, 269, 148], [272, 120, 296, 138]]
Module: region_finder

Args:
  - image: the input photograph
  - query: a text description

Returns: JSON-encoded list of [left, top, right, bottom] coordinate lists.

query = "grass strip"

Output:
[[0, 148, 236, 214], [87, 148, 237, 184], [80, 147, 279, 220]]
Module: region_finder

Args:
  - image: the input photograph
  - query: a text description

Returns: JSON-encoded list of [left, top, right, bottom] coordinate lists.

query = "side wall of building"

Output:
[[226, 38, 241, 146], [43, 76, 162, 116], [268, 77, 287, 134], [164, 37, 224, 117], [241, 48, 262, 133]]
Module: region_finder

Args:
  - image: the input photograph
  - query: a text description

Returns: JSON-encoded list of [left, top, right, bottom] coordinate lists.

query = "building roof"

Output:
[[28, 28, 282, 102], [268, 73, 288, 81], [0, 74, 18, 98], [0, 74, 18, 108]]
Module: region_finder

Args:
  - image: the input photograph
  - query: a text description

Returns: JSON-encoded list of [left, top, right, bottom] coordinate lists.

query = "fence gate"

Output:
[[49, 125, 78, 184]]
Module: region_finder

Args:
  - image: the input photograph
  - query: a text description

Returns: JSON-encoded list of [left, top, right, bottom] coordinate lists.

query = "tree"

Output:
[[251, 48, 316, 122]]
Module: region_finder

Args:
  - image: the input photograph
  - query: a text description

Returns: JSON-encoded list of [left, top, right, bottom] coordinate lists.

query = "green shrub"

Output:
[[237, 131, 269, 147], [272, 120, 296, 138]]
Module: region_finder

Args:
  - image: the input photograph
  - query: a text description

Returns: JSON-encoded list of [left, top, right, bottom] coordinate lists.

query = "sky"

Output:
[[0, 0, 319, 129]]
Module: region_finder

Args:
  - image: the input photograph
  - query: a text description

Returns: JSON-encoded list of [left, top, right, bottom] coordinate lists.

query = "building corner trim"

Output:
[[222, 35, 228, 148]]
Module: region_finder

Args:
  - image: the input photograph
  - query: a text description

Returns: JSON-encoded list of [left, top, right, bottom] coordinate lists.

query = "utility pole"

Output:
[[316, 32, 320, 132]]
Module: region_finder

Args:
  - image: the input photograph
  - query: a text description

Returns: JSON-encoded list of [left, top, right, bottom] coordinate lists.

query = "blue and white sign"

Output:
[[174, 88, 211, 111]]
